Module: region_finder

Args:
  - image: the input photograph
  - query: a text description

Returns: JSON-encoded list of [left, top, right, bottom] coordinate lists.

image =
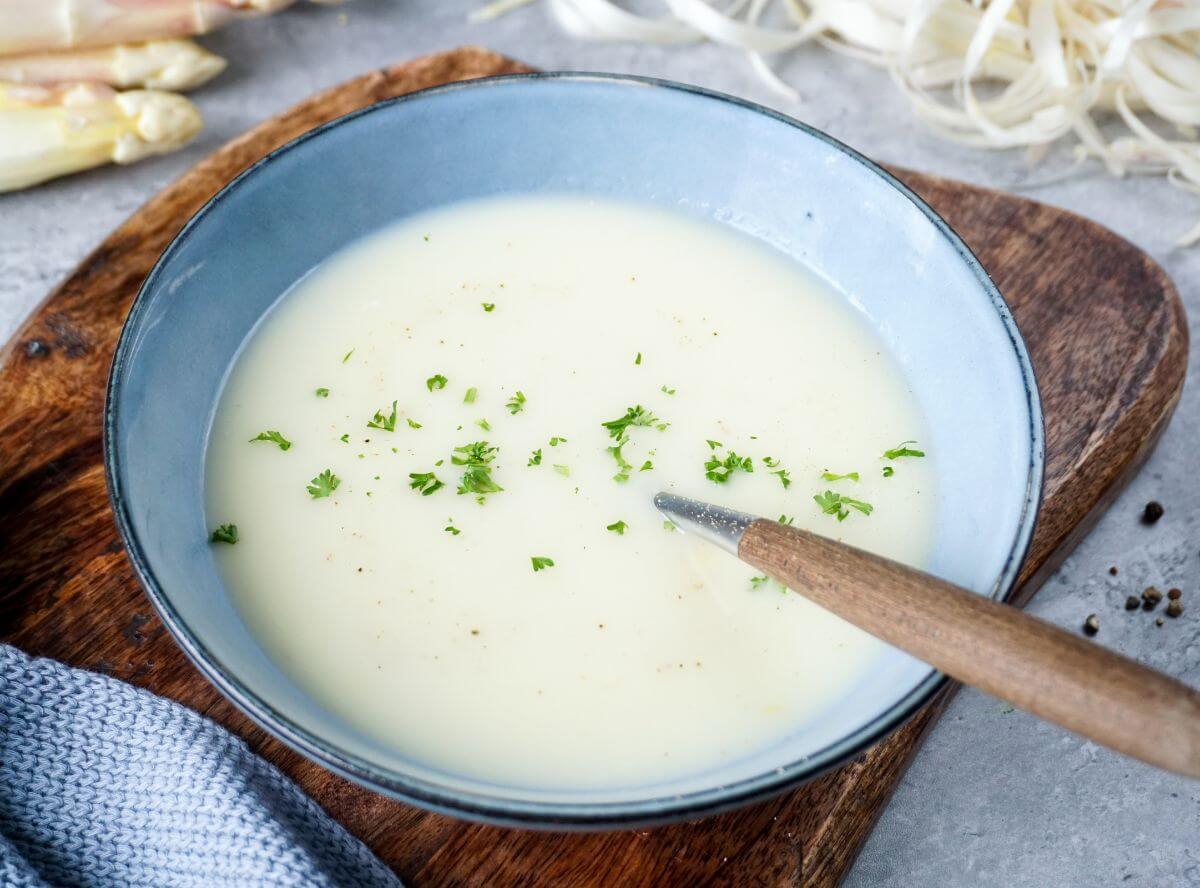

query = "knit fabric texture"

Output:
[[0, 644, 402, 888]]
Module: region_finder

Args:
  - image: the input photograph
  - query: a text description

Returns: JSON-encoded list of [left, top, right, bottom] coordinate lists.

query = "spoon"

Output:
[[654, 492, 1200, 777]]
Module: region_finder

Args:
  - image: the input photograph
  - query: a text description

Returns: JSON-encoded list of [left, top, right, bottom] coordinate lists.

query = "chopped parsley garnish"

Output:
[[608, 440, 633, 483], [463, 387, 478, 404], [307, 469, 340, 499], [549, 436, 567, 446], [763, 456, 780, 467], [452, 440, 503, 503], [822, 471, 860, 482], [602, 406, 668, 483], [531, 556, 555, 572], [639, 460, 653, 472], [426, 374, 448, 392], [528, 448, 543, 466], [475, 418, 491, 431], [408, 471, 445, 496], [339, 434, 349, 443], [772, 468, 792, 489], [663, 520, 677, 532], [406, 418, 422, 429], [210, 524, 238, 544], [601, 405, 669, 439], [706, 439, 723, 450], [779, 514, 795, 525], [883, 440, 926, 460], [751, 574, 787, 593], [705, 449, 754, 484], [554, 464, 570, 477], [249, 430, 291, 451], [635, 352, 642, 365], [505, 391, 526, 414], [661, 385, 675, 395], [367, 400, 398, 432], [883, 466, 895, 477], [342, 348, 354, 363], [813, 490, 874, 521], [315, 387, 329, 398], [606, 520, 628, 535], [444, 524, 461, 535], [481, 302, 495, 312]]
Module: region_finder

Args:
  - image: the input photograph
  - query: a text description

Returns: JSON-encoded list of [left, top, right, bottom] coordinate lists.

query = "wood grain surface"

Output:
[[739, 520, 1200, 778], [0, 47, 1188, 886]]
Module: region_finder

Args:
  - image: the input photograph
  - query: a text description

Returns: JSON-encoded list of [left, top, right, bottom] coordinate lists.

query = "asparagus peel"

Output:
[[0, 0, 296, 55], [0, 40, 226, 91], [0, 83, 202, 193]]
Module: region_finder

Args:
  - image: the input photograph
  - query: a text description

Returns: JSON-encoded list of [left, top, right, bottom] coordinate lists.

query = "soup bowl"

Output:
[[105, 73, 1043, 827]]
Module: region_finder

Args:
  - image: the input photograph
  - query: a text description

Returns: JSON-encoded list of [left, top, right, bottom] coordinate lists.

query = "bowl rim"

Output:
[[105, 71, 1045, 829]]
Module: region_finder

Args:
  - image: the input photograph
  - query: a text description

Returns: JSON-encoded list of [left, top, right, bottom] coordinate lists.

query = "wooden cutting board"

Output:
[[0, 47, 1187, 886]]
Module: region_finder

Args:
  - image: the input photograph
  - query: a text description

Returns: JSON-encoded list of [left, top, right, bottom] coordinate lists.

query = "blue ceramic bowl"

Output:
[[106, 74, 1043, 828]]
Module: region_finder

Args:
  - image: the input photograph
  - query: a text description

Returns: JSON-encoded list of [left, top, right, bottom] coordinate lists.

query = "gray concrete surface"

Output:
[[1, 2, 1196, 884]]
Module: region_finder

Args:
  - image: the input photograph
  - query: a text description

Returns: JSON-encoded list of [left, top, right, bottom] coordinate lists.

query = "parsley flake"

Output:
[[475, 418, 491, 431], [778, 514, 795, 525], [883, 466, 895, 478], [554, 464, 570, 477], [444, 524, 461, 535], [367, 400, 398, 432], [406, 418, 422, 429], [606, 520, 628, 535], [463, 387, 478, 404], [409, 471, 445, 496], [315, 387, 329, 398], [307, 469, 340, 499], [452, 441, 503, 503], [813, 490, 874, 521], [528, 448, 543, 466], [342, 348, 354, 363], [822, 471, 860, 482], [210, 524, 238, 544], [531, 556, 555, 572], [506, 391, 526, 414], [661, 385, 676, 395], [705, 449, 754, 484], [481, 302, 495, 312], [249, 430, 291, 451], [635, 352, 642, 365], [663, 520, 677, 532], [772, 468, 792, 489], [601, 405, 669, 439], [426, 374, 448, 392], [883, 440, 926, 460], [549, 436, 567, 446], [339, 434, 349, 443]]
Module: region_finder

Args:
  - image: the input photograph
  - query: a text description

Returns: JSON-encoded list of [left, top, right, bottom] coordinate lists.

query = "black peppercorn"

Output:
[[1142, 501, 1164, 524]]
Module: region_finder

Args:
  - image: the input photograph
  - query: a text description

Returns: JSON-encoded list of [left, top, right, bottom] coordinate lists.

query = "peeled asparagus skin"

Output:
[[0, 83, 203, 192], [0, 0, 296, 55], [0, 41, 227, 91]]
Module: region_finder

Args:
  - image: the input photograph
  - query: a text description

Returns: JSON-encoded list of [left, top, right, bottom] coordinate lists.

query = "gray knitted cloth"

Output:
[[0, 644, 402, 887]]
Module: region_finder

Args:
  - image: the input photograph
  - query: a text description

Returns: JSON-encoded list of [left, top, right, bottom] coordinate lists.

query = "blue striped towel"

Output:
[[0, 644, 401, 887]]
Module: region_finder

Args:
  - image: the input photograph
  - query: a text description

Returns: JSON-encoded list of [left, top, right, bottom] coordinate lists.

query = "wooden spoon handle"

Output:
[[739, 518, 1200, 777]]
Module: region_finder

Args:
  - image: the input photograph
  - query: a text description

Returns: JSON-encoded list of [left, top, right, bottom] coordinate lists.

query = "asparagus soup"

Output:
[[205, 195, 936, 789]]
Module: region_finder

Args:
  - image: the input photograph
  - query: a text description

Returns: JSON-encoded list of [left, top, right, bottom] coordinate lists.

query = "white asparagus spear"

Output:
[[0, 82, 202, 192], [0, 0, 294, 55], [0, 40, 226, 91]]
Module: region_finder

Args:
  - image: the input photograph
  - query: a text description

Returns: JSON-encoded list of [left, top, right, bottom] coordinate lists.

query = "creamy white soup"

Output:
[[205, 195, 936, 789]]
